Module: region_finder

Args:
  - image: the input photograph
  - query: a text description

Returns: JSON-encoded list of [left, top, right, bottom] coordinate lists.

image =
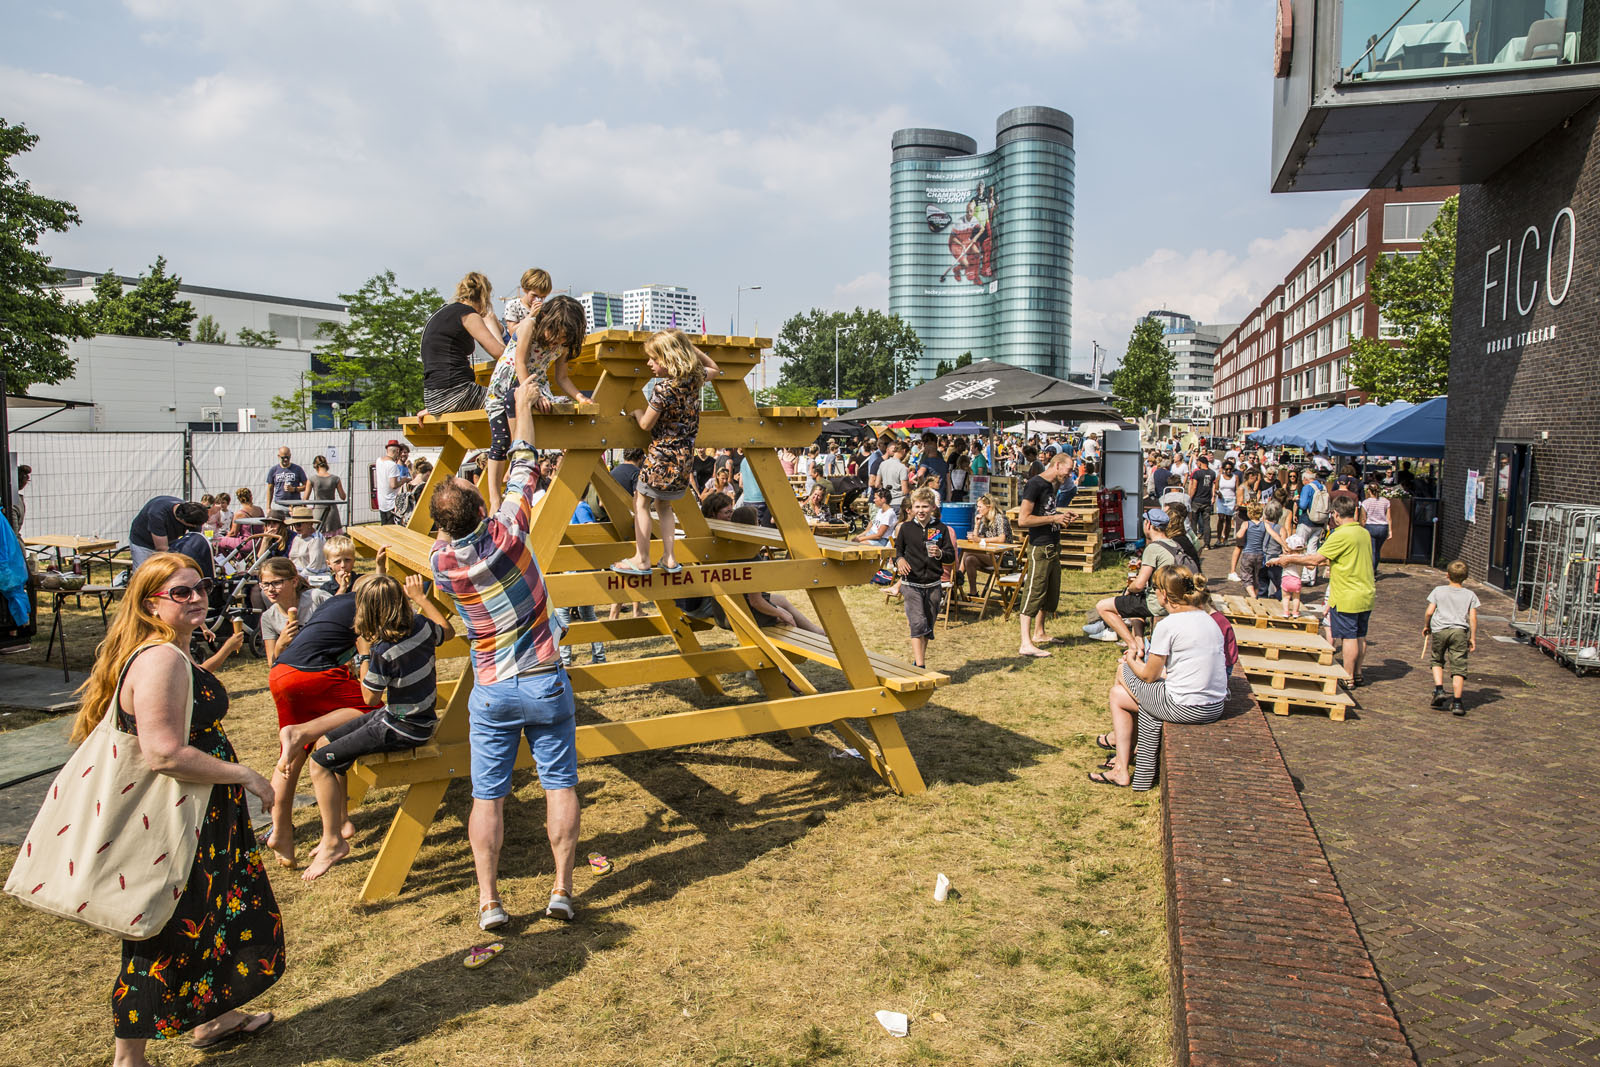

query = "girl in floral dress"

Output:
[[612, 330, 721, 575], [482, 294, 588, 511], [66, 554, 284, 1063]]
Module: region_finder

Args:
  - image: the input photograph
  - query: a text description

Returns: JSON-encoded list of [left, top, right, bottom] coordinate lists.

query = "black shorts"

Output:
[[902, 582, 943, 640], [1112, 593, 1154, 620], [311, 711, 429, 774]]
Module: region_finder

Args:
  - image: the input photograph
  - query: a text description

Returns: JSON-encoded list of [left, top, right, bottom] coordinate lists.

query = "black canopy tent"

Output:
[[848, 359, 1119, 423]]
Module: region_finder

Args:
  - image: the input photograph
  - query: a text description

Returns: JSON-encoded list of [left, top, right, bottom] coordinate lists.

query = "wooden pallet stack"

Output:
[[1059, 505, 1103, 572], [1211, 595, 1355, 721]]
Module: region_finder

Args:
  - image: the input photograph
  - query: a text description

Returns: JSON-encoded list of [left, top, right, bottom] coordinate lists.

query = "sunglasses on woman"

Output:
[[151, 579, 215, 603]]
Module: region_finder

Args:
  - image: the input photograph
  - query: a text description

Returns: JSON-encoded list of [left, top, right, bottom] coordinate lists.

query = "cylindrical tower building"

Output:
[[889, 107, 1075, 382]]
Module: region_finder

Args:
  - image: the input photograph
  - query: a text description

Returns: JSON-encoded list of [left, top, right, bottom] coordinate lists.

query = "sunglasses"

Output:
[[151, 579, 214, 603]]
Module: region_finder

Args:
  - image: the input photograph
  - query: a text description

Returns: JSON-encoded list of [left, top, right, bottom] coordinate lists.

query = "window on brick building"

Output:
[[1353, 257, 1366, 297], [1355, 210, 1368, 248], [1337, 225, 1354, 265], [1351, 305, 1364, 337]]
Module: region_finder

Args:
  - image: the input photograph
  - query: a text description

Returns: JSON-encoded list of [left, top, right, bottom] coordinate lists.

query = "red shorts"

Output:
[[268, 662, 371, 731]]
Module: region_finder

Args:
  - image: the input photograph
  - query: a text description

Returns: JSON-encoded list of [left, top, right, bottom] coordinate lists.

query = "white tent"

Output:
[[1001, 419, 1073, 435]]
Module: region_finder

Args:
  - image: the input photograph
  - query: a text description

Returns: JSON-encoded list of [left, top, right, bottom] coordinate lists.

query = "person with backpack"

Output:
[[1296, 468, 1330, 586], [1085, 508, 1199, 655]]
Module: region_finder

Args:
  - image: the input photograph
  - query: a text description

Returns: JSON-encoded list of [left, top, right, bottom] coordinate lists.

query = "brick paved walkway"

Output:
[[1205, 549, 1600, 1065]]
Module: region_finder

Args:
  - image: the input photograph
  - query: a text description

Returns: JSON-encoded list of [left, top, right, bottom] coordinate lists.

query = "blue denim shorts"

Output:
[[1328, 607, 1371, 641], [467, 667, 578, 799]]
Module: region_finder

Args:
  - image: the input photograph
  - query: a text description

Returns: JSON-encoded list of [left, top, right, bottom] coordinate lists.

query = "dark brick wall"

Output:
[[1444, 99, 1600, 580], [1161, 670, 1416, 1065]]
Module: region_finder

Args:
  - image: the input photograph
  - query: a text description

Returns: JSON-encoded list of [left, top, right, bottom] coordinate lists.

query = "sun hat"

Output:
[[286, 505, 316, 523], [1144, 508, 1170, 527]]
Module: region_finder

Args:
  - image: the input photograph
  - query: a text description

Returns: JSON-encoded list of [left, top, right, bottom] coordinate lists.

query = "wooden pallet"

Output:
[[1237, 651, 1348, 695], [1211, 594, 1321, 634], [1255, 677, 1355, 721], [1231, 624, 1336, 665]]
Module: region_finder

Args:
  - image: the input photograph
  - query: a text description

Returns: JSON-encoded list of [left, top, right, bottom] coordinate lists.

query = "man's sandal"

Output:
[[545, 890, 575, 921]]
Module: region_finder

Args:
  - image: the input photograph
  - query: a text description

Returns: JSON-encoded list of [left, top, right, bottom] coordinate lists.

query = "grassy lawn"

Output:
[[0, 560, 1170, 1066]]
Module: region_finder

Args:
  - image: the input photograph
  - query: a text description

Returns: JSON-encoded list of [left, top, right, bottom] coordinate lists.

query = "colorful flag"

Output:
[[729, 314, 735, 335], [637, 303, 645, 328], [605, 300, 613, 328], [670, 312, 677, 329], [700, 314, 706, 334]]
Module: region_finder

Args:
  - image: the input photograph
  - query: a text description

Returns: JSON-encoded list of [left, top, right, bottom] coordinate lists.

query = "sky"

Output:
[[3, 0, 1356, 374]]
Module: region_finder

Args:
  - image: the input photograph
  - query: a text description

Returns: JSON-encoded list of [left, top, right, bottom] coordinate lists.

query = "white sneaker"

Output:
[[1082, 619, 1106, 635], [478, 900, 509, 931], [1227, 572, 1241, 582], [1088, 629, 1121, 642]]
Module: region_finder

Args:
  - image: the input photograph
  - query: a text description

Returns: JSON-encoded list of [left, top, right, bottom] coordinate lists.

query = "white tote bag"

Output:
[[4, 643, 207, 939]]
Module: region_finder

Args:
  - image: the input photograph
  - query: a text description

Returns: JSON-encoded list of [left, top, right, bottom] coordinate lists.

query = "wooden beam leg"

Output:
[[861, 713, 927, 796], [653, 599, 726, 697], [345, 762, 376, 810], [358, 777, 451, 902]]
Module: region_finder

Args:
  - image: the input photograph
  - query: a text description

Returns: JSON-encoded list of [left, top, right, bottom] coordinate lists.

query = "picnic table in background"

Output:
[[24, 535, 123, 581], [954, 538, 1012, 622]]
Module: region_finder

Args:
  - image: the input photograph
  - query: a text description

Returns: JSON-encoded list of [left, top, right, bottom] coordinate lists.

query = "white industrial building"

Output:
[[1145, 308, 1235, 427], [579, 291, 626, 333], [10, 272, 347, 433], [622, 284, 702, 333]]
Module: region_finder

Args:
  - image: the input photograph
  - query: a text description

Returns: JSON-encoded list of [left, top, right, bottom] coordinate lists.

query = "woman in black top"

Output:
[[419, 271, 506, 417]]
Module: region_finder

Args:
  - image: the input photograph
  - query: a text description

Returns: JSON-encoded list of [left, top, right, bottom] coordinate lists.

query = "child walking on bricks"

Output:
[[1422, 560, 1479, 716]]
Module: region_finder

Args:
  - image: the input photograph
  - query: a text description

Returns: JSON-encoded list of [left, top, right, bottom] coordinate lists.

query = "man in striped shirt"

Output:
[[429, 379, 581, 932]]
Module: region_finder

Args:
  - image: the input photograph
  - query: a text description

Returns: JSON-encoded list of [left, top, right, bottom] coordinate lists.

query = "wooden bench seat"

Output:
[[761, 625, 947, 692], [702, 518, 888, 562]]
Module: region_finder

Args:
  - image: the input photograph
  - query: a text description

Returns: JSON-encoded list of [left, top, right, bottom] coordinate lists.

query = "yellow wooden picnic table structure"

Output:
[[343, 330, 946, 901]]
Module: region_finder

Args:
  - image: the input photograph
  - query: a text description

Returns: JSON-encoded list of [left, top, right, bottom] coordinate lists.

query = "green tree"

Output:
[[0, 119, 90, 392], [754, 382, 823, 407], [934, 359, 952, 377], [308, 271, 442, 426], [194, 314, 227, 344], [772, 307, 922, 402], [237, 326, 281, 348], [1110, 317, 1175, 419], [83, 256, 196, 338], [1349, 195, 1457, 402], [955, 351, 973, 369], [269, 385, 312, 431]]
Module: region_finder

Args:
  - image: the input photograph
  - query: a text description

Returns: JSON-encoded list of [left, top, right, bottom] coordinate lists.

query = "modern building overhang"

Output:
[[1271, 0, 1600, 193]]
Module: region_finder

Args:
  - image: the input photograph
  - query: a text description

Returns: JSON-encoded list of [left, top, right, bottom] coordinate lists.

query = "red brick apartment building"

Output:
[[1211, 186, 1457, 438]]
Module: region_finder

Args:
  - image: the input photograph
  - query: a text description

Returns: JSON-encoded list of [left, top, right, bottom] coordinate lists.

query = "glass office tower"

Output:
[[889, 106, 1075, 382]]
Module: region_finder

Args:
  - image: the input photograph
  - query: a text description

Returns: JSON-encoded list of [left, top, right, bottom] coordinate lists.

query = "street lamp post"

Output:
[[737, 285, 761, 335], [212, 386, 226, 433], [834, 323, 855, 402], [331, 401, 341, 429]]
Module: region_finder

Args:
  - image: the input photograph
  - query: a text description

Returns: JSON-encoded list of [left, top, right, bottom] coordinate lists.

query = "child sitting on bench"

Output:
[[300, 570, 453, 881]]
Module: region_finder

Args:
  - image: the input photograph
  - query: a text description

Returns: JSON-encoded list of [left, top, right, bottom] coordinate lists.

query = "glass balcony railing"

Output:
[[1341, 0, 1598, 82]]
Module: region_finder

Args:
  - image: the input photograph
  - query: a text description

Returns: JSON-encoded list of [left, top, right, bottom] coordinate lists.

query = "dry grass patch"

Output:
[[0, 562, 1169, 1066]]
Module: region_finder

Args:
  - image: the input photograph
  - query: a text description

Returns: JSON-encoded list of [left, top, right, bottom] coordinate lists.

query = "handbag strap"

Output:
[[98, 641, 196, 745]]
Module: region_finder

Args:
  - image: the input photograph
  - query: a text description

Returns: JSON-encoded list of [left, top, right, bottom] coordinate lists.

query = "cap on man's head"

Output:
[[387, 439, 404, 449], [1144, 508, 1170, 528]]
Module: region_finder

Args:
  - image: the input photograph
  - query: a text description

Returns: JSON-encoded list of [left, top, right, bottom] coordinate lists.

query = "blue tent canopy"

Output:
[[1276, 406, 1354, 451], [1249, 408, 1324, 447], [1332, 396, 1447, 458], [1317, 402, 1411, 454]]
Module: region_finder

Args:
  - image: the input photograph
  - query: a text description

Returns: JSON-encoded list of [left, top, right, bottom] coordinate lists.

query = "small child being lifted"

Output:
[[483, 287, 588, 511], [611, 330, 721, 576]]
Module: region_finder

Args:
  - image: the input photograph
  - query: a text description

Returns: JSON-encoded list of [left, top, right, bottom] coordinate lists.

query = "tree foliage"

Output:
[[83, 256, 197, 339], [1110, 317, 1175, 418], [307, 271, 441, 426], [1113, 316, 1177, 415], [773, 307, 922, 402], [194, 314, 227, 344], [1349, 195, 1457, 403], [237, 326, 281, 348], [0, 119, 90, 393], [754, 383, 823, 407], [269, 386, 312, 431]]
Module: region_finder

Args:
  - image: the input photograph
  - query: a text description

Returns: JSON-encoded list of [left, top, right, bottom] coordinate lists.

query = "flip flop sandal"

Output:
[[1096, 733, 1116, 751], [1086, 771, 1130, 788], [191, 1011, 274, 1050], [660, 562, 684, 574], [463, 942, 505, 969], [587, 852, 613, 875], [545, 890, 576, 921], [609, 562, 651, 577]]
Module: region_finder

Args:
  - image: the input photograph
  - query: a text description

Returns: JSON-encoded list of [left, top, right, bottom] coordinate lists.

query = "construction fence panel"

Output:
[[13, 432, 186, 543], [189, 429, 403, 528]]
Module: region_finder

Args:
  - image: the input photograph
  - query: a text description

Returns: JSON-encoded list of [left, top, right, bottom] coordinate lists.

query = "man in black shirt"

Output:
[[129, 496, 209, 570], [892, 488, 954, 669], [1016, 453, 1079, 657], [1186, 455, 1218, 550]]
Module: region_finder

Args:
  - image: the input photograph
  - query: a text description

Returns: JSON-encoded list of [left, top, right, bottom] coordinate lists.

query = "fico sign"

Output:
[[1482, 206, 1576, 328]]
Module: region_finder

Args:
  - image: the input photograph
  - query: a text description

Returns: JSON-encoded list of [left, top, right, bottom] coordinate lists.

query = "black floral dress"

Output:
[[642, 375, 701, 498], [112, 655, 284, 1039]]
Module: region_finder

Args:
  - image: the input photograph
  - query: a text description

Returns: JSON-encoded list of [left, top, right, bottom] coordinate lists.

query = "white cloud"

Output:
[[1073, 199, 1359, 367], [831, 271, 888, 311]]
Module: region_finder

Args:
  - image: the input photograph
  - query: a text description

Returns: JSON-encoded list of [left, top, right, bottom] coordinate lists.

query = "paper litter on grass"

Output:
[[875, 1010, 909, 1037]]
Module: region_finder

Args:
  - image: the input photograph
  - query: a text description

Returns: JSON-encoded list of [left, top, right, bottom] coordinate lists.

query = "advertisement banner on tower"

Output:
[[921, 168, 999, 297]]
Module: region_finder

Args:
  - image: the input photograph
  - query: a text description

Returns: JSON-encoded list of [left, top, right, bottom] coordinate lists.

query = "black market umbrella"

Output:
[[820, 418, 866, 436], [849, 360, 1119, 423]]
